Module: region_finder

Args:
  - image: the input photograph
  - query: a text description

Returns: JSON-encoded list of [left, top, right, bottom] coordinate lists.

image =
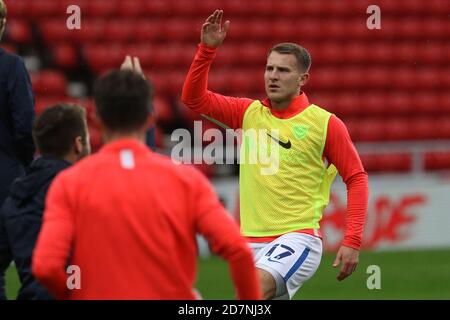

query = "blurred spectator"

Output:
[[0, 104, 90, 300], [0, 0, 35, 299]]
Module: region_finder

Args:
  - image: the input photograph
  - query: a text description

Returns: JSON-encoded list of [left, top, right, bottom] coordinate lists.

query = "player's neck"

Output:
[[102, 130, 147, 145], [270, 99, 293, 110]]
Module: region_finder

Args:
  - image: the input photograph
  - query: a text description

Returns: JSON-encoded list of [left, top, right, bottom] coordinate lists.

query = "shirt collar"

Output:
[[99, 138, 151, 155], [261, 92, 310, 119]]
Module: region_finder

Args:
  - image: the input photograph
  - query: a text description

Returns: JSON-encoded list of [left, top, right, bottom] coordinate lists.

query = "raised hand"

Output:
[[201, 10, 230, 48], [121, 55, 145, 79]]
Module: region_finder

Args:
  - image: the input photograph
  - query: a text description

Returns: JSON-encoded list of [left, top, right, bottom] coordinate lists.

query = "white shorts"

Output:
[[249, 232, 322, 300]]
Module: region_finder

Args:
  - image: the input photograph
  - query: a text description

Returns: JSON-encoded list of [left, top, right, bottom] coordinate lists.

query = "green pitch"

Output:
[[5, 249, 450, 300]]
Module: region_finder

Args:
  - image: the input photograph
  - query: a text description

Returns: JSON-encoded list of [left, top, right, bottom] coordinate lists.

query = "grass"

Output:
[[194, 249, 450, 300], [5, 249, 450, 300]]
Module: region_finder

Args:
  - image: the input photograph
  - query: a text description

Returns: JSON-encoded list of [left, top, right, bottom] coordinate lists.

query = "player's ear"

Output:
[[74, 136, 83, 155], [299, 73, 309, 86]]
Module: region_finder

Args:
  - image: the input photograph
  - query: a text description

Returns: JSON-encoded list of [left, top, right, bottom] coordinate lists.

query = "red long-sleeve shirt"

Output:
[[182, 44, 368, 250], [32, 139, 261, 300]]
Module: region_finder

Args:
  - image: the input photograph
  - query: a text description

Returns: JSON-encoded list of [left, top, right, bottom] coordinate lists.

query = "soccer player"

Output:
[[32, 61, 261, 300], [182, 10, 369, 300], [0, 104, 90, 300]]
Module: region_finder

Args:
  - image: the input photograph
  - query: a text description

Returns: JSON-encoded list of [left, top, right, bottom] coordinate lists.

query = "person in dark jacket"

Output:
[[0, 0, 36, 204], [0, 104, 90, 299]]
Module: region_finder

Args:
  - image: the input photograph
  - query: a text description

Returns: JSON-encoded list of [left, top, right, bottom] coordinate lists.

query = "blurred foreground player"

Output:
[[182, 10, 368, 299], [32, 59, 261, 300], [0, 104, 90, 300]]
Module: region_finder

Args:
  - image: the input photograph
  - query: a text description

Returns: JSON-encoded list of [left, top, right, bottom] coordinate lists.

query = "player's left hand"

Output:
[[332, 245, 359, 281]]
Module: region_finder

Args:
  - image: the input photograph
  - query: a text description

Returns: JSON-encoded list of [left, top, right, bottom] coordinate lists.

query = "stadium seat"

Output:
[[436, 118, 450, 139], [333, 93, 361, 116], [250, 0, 275, 16], [53, 43, 78, 69], [440, 93, 450, 113], [384, 118, 412, 141], [117, 0, 146, 18], [441, 70, 450, 88], [385, 92, 412, 115], [165, 19, 199, 42], [32, 71, 67, 96], [418, 42, 447, 64], [425, 152, 450, 171], [412, 92, 440, 115], [144, 0, 171, 16], [75, 19, 106, 44], [132, 20, 165, 42], [5, 20, 31, 44], [408, 118, 439, 140], [85, 0, 118, 17], [123, 43, 154, 68], [34, 96, 67, 115], [29, 1, 59, 20], [345, 119, 386, 142], [377, 154, 413, 172], [171, 0, 205, 16], [83, 44, 125, 74], [105, 20, 133, 43], [4, 0, 27, 18], [40, 20, 67, 44], [360, 153, 412, 173], [153, 96, 175, 125], [247, 20, 272, 41]]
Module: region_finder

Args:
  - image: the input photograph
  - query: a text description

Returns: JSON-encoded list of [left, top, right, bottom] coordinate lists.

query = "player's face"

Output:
[[264, 52, 305, 104]]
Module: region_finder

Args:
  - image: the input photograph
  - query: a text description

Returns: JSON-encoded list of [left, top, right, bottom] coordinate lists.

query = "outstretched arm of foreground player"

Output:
[[181, 10, 253, 129], [190, 167, 261, 300]]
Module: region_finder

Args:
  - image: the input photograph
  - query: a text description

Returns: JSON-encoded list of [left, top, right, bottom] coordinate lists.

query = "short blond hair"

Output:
[[0, 0, 6, 18], [0, 0, 6, 41]]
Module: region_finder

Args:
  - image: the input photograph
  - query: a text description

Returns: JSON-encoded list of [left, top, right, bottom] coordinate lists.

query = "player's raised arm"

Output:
[[181, 10, 253, 130]]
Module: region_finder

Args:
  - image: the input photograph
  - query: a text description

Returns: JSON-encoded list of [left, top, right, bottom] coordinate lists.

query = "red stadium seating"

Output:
[[53, 43, 78, 69], [153, 96, 175, 125], [360, 153, 413, 173], [105, 20, 133, 43], [31, 71, 67, 96], [5, 20, 31, 44], [85, 0, 118, 17], [34, 96, 68, 115], [8, 0, 449, 173], [29, 1, 59, 19], [4, 0, 27, 18], [425, 152, 450, 171], [117, 0, 144, 18], [144, 0, 171, 16]]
